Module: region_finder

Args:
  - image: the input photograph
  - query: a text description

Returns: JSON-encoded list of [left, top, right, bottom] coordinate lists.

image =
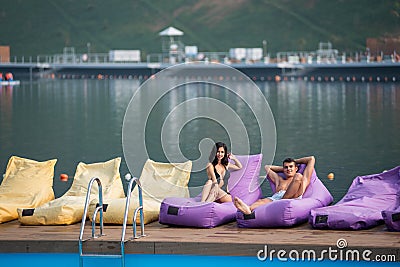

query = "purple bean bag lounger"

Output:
[[236, 164, 333, 228], [382, 205, 400, 231], [159, 154, 263, 228], [310, 165, 400, 230], [381, 167, 400, 231]]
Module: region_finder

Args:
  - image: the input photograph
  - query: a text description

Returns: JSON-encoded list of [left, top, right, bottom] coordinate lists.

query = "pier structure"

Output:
[[1, 59, 400, 83], [1, 34, 400, 82], [158, 26, 185, 64]]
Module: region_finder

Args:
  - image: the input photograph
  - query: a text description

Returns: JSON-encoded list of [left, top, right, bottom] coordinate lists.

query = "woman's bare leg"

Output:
[[204, 182, 219, 202], [218, 189, 232, 203], [201, 180, 213, 202]]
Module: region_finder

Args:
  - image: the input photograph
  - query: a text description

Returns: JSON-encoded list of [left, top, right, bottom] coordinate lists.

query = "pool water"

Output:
[[0, 253, 397, 267]]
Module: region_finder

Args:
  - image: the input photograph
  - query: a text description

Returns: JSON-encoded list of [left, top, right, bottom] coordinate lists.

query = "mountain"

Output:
[[0, 0, 399, 58]]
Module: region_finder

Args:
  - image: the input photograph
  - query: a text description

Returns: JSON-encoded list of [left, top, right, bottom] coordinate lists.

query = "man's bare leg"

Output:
[[282, 173, 304, 199], [234, 197, 252, 215], [249, 198, 272, 210], [234, 197, 272, 215]]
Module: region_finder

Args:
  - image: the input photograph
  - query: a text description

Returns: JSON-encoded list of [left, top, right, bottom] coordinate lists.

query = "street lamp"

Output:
[[87, 42, 91, 62], [262, 40, 267, 57]]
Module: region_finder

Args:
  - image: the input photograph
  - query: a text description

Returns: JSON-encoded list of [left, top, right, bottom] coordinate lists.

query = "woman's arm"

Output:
[[227, 154, 242, 171]]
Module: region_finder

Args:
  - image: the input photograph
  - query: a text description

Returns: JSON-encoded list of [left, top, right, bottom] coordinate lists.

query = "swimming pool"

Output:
[[0, 253, 397, 267]]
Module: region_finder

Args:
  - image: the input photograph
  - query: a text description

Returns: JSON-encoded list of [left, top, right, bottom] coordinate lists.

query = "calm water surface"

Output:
[[0, 79, 399, 202]]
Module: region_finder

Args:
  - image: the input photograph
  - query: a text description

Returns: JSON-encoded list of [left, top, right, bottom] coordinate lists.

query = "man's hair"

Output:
[[283, 157, 297, 166]]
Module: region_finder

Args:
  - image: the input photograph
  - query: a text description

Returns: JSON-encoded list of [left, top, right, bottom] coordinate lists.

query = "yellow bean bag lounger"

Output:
[[0, 156, 57, 224], [18, 157, 124, 225], [90, 159, 192, 225]]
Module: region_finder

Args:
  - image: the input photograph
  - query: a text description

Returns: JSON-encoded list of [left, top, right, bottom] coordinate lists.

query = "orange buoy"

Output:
[[327, 172, 335, 180], [60, 173, 69, 182]]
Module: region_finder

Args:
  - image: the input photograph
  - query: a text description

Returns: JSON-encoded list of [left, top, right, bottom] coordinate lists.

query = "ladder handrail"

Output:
[[133, 176, 145, 238], [79, 174, 145, 267], [121, 175, 145, 255], [78, 177, 104, 256]]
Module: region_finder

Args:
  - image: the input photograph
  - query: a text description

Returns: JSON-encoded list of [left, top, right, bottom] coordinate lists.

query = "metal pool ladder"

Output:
[[78, 175, 145, 267]]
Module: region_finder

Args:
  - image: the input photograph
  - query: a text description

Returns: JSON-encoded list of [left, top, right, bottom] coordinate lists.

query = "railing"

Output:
[[78, 175, 145, 267], [2, 51, 399, 65], [79, 177, 104, 242], [78, 177, 104, 267], [121, 174, 145, 245]]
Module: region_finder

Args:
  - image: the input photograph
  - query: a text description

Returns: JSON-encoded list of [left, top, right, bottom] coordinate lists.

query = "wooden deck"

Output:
[[0, 219, 399, 261]]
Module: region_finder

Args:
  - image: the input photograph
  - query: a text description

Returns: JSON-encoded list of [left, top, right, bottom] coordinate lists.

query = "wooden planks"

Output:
[[0, 220, 399, 261]]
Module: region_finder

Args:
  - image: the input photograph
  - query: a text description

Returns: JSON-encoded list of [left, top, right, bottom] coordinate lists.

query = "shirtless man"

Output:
[[234, 156, 315, 215]]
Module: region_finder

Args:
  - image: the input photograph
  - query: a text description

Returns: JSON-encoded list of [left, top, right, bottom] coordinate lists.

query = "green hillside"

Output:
[[0, 0, 399, 57]]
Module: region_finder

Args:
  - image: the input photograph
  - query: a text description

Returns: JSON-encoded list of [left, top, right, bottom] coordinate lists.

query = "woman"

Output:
[[200, 142, 242, 202]]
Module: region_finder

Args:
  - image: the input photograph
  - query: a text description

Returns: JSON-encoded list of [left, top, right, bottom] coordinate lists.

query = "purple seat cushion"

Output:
[[236, 164, 333, 228], [310, 166, 400, 230], [159, 154, 263, 228]]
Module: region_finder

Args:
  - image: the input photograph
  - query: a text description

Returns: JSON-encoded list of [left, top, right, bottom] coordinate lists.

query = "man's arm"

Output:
[[264, 165, 282, 185], [295, 156, 315, 183]]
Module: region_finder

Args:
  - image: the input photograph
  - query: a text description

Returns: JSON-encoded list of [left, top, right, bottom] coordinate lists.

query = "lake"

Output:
[[0, 77, 399, 202]]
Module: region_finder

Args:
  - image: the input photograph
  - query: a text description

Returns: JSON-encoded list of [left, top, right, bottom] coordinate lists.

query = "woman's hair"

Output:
[[209, 142, 229, 166]]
